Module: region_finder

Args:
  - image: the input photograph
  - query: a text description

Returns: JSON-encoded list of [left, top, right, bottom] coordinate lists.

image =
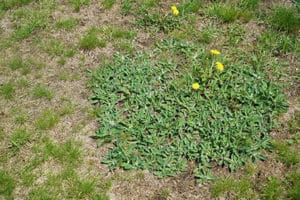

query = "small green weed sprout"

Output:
[[59, 100, 75, 116], [154, 189, 170, 200], [262, 176, 283, 200], [0, 82, 15, 99], [13, 11, 47, 41], [121, 0, 133, 15], [33, 85, 54, 100], [5, 57, 43, 75], [211, 177, 256, 199], [258, 31, 298, 54], [10, 127, 31, 152], [80, 29, 106, 50], [207, 4, 240, 23], [269, 7, 300, 33], [286, 170, 300, 200], [42, 138, 82, 166], [55, 18, 78, 30], [237, 0, 259, 10], [15, 112, 29, 125], [288, 111, 300, 133], [6, 57, 24, 70], [68, 0, 90, 11], [17, 78, 30, 88], [0, 170, 15, 199], [0, 0, 33, 11], [135, 12, 181, 33], [272, 141, 300, 167], [211, 177, 235, 197], [43, 40, 65, 56], [179, 0, 201, 15], [36, 110, 59, 130], [144, 0, 160, 8], [113, 41, 134, 54], [102, 0, 116, 9], [111, 27, 136, 40], [28, 166, 110, 199], [0, 127, 4, 141]]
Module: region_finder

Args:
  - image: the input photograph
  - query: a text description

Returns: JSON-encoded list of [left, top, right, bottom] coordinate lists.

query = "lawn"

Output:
[[0, 0, 299, 199]]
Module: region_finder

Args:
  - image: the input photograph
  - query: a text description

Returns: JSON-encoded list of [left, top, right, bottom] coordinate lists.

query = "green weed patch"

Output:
[[0, 0, 33, 11], [90, 39, 287, 180]]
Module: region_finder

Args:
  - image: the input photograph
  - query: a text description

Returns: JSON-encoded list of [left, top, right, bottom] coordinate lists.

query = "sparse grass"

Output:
[[211, 167, 300, 200], [179, 0, 201, 15], [258, 31, 298, 55], [113, 40, 134, 53], [13, 11, 48, 41], [153, 189, 170, 200], [15, 112, 29, 125], [272, 141, 300, 167], [0, 0, 33, 11], [17, 78, 30, 88], [0, 82, 15, 99], [6, 56, 24, 70], [57, 71, 80, 81], [26, 138, 110, 199], [135, 11, 181, 33], [288, 111, 300, 133], [207, 4, 240, 23], [144, 0, 161, 8], [41, 39, 76, 64], [10, 127, 31, 153], [4, 56, 44, 75], [0, 127, 4, 141], [111, 27, 136, 40], [36, 110, 60, 130], [237, 0, 259, 10], [262, 176, 283, 200], [80, 28, 107, 50], [42, 39, 65, 56], [57, 72, 69, 81], [286, 170, 300, 200], [269, 7, 300, 33], [68, 0, 90, 11], [59, 101, 76, 116], [0, 170, 15, 199], [211, 177, 257, 199], [33, 85, 54, 100], [226, 23, 246, 45], [42, 138, 82, 166], [121, 0, 133, 15], [28, 168, 110, 200], [102, 0, 116, 9], [55, 18, 78, 30], [194, 25, 219, 44]]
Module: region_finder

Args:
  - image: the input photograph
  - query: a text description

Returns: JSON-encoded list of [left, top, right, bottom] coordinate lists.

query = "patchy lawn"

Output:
[[0, 0, 299, 199]]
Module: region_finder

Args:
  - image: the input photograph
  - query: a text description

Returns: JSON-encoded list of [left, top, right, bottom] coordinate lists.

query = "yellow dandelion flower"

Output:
[[216, 62, 224, 71], [210, 49, 221, 55], [173, 9, 179, 16], [171, 6, 179, 16], [171, 6, 177, 11], [192, 83, 200, 90]]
